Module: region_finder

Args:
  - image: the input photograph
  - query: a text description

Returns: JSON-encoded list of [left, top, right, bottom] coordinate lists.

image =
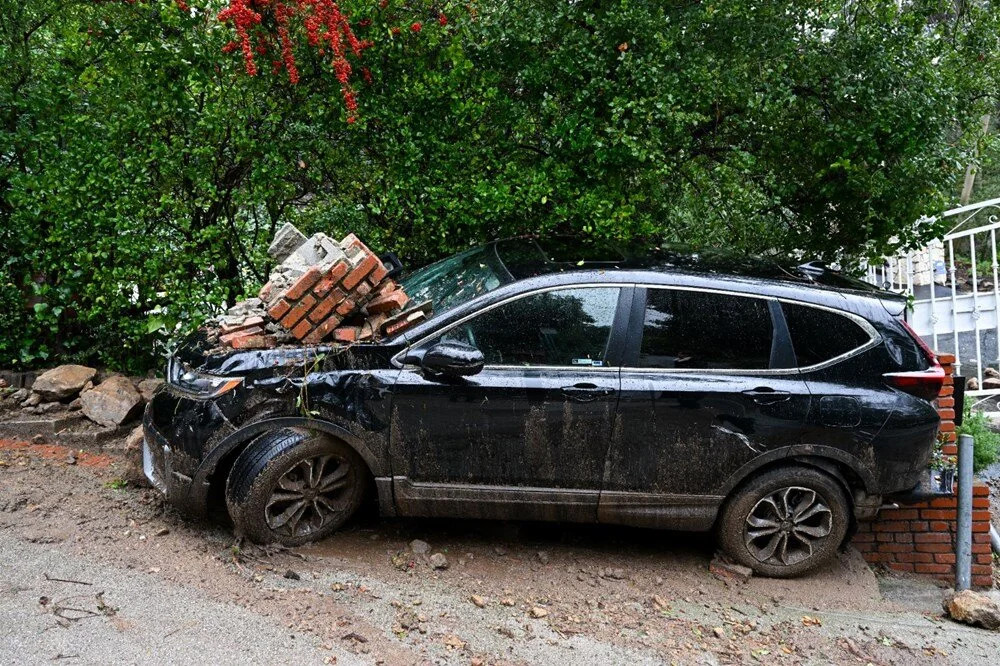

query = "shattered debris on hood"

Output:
[[207, 223, 429, 352]]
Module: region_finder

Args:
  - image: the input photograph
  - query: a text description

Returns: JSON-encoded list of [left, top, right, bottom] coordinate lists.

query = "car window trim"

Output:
[[620, 285, 881, 375], [391, 282, 634, 370]]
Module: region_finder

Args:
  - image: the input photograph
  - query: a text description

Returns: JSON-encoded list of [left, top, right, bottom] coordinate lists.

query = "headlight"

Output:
[[167, 358, 243, 398]]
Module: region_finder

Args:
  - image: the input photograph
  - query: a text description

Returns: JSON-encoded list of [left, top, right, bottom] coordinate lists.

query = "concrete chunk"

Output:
[[267, 223, 308, 262]]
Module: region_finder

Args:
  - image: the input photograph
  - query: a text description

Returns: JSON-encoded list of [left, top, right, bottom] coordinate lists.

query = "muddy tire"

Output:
[[717, 466, 849, 578], [225, 428, 367, 546]]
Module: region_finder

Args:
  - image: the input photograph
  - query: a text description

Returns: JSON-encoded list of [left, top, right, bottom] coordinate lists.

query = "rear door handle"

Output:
[[561, 383, 616, 402], [741, 387, 791, 404]]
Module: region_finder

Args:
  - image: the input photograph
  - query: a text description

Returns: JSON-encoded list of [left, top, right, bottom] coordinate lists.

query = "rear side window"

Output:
[[781, 303, 871, 367], [638, 289, 774, 369]]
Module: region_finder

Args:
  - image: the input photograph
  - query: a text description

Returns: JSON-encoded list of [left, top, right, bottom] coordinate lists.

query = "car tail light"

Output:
[[883, 320, 945, 400]]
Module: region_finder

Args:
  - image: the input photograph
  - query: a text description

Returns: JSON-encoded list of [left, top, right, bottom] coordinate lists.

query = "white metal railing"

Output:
[[864, 197, 1000, 395]]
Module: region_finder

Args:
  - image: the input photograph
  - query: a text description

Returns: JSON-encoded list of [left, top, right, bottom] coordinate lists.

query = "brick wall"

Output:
[[851, 353, 995, 589]]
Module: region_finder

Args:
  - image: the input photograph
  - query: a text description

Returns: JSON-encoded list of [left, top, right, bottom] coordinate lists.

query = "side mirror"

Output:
[[416, 340, 484, 376]]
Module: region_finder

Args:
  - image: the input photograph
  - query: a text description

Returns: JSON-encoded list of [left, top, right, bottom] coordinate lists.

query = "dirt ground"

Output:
[[1, 435, 999, 665]]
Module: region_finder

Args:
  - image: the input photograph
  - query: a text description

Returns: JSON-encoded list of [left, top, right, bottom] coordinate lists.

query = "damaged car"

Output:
[[143, 236, 947, 577]]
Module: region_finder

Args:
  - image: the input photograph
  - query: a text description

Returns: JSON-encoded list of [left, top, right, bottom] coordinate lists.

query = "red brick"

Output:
[[342, 253, 380, 291], [972, 510, 992, 522], [973, 497, 990, 509], [268, 298, 292, 321], [973, 521, 990, 533], [942, 443, 958, 455], [220, 316, 265, 335], [937, 408, 955, 420], [937, 397, 955, 408], [973, 575, 994, 588], [853, 542, 875, 553], [258, 281, 275, 303], [341, 233, 372, 255], [290, 318, 314, 340], [894, 533, 913, 544], [877, 543, 911, 553], [933, 553, 957, 564], [876, 532, 895, 543], [368, 262, 389, 286], [336, 298, 357, 316], [915, 543, 952, 553], [367, 290, 410, 315], [852, 531, 875, 542], [882, 508, 919, 520], [354, 281, 372, 300], [929, 496, 957, 508], [914, 532, 951, 544], [874, 521, 908, 532], [280, 293, 317, 328], [975, 533, 991, 543], [972, 543, 992, 554], [896, 552, 934, 563], [928, 521, 952, 532], [302, 317, 342, 345], [976, 553, 993, 564], [383, 310, 426, 337], [938, 353, 956, 364], [973, 483, 989, 497], [921, 509, 955, 520], [865, 552, 895, 563], [307, 297, 335, 324], [938, 422, 955, 433], [333, 326, 359, 342], [914, 563, 951, 574], [227, 333, 277, 350], [313, 262, 350, 297], [285, 267, 323, 301], [888, 562, 914, 573], [972, 564, 993, 575], [909, 521, 929, 531], [220, 325, 265, 345], [939, 385, 954, 397]]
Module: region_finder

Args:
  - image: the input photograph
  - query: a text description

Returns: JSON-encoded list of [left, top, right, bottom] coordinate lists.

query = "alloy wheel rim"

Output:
[[265, 453, 352, 538], [743, 486, 833, 567]]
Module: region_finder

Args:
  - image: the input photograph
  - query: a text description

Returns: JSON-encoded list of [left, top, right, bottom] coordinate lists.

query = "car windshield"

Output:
[[400, 245, 511, 316]]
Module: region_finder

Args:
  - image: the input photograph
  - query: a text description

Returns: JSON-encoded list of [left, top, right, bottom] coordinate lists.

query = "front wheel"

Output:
[[226, 428, 367, 546], [717, 466, 850, 578]]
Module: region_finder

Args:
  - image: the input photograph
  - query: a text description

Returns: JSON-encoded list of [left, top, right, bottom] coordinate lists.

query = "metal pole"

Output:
[[955, 433, 974, 591]]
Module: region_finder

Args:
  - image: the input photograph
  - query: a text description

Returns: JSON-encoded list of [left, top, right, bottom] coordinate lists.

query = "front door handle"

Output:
[[561, 383, 615, 402], [741, 387, 791, 404]]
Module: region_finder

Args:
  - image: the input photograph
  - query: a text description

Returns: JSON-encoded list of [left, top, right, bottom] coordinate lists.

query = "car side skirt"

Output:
[[384, 476, 722, 530]]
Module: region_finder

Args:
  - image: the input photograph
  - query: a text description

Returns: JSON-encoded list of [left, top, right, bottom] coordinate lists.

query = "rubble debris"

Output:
[[31, 365, 98, 401], [428, 552, 449, 570], [79, 376, 143, 427], [409, 539, 431, 555], [136, 378, 163, 403], [709, 554, 753, 583], [943, 590, 1000, 630], [212, 225, 426, 351]]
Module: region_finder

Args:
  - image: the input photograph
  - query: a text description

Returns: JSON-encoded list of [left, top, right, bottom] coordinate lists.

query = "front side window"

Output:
[[781, 302, 871, 367], [437, 287, 620, 367], [638, 289, 774, 370]]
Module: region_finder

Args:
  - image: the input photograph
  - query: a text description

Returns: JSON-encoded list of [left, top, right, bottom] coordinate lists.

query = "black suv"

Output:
[[144, 237, 945, 577]]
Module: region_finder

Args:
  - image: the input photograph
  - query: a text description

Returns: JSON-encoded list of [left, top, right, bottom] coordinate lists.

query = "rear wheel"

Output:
[[226, 428, 367, 546], [717, 466, 850, 578]]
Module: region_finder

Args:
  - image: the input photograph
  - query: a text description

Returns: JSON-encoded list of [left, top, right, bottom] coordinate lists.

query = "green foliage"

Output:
[[2, 0, 999, 371], [956, 406, 1000, 473]]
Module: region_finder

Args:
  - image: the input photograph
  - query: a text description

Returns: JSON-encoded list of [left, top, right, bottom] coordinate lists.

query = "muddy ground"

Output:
[[1, 435, 998, 665]]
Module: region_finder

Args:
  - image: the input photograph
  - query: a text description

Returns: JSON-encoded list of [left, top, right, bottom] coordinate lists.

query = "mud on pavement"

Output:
[[1, 437, 998, 665]]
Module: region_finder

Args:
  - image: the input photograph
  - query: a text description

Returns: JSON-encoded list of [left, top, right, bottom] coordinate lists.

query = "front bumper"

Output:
[[142, 401, 211, 517]]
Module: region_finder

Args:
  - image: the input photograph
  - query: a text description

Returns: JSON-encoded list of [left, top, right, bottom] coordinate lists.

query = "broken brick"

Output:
[[342, 253, 380, 291], [284, 266, 323, 301], [227, 333, 278, 350], [367, 290, 409, 315], [290, 318, 314, 340], [333, 326, 360, 342], [336, 298, 357, 317], [313, 261, 350, 297], [280, 293, 317, 328], [267, 298, 292, 321], [308, 296, 340, 324], [220, 316, 265, 335]]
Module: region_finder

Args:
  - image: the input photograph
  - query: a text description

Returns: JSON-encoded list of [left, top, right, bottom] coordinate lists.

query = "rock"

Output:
[[21, 393, 42, 408], [137, 378, 164, 403], [10, 388, 28, 403], [943, 590, 1000, 630], [709, 556, 753, 583], [982, 377, 1000, 390], [39, 402, 60, 413], [967, 377, 981, 390], [712, 627, 726, 639], [68, 398, 81, 411], [31, 434, 45, 445], [651, 594, 670, 611], [536, 550, 550, 565], [470, 595, 487, 608], [985, 367, 1000, 379], [65, 453, 77, 465], [283, 569, 301, 580], [409, 539, 430, 555], [80, 375, 143, 427], [500, 597, 515, 606], [529, 606, 549, 619], [155, 528, 170, 537], [428, 553, 448, 570], [121, 425, 150, 488], [267, 222, 308, 262], [602, 567, 626, 580], [31, 365, 98, 401]]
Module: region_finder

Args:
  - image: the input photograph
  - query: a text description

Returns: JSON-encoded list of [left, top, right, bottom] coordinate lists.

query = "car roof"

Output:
[[493, 236, 900, 303]]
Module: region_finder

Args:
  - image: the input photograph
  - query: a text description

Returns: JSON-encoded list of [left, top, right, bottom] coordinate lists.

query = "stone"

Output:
[[428, 553, 448, 570], [31, 434, 45, 445], [967, 377, 980, 390], [80, 375, 143, 427], [122, 425, 150, 488], [943, 590, 1000, 630], [137, 378, 164, 403], [470, 595, 487, 608], [709, 556, 753, 583], [529, 606, 549, 619], [31, 365, 98, 401], [39, 402, 60, 413], [982, 377, 1000, 390], [409, 539, 431, 555], [267, 223, 308, 262], [68, 398, 82, 411], [984, 367, 1000, 379], [10, 388, 28, 403], [21, 393, 42, 408]]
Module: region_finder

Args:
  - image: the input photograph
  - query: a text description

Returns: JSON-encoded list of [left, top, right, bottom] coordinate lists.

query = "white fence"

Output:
[[864, 198, 1000, 394]]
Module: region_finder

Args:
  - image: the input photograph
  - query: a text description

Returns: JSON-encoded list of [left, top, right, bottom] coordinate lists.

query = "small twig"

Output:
[[51, 653, 79, 661], [44, 574, 92, 586]]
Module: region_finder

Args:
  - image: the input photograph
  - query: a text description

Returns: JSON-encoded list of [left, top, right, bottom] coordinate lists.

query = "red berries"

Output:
[[410, 21, 422, 33]]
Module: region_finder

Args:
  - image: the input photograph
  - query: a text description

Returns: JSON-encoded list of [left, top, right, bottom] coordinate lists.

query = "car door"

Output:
[[388, 285, 628, 521], [600, 286, 812, 529]]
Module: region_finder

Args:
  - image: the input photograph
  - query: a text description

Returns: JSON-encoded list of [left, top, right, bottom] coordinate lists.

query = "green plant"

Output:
[[956, 405, 1000, 473], [930, 433, 958, 471], [103, 478, 128, 490]]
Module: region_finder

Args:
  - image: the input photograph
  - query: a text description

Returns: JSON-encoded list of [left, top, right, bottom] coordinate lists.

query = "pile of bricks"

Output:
[[851, 353, 995, 589], [214, 224, 427, 350]]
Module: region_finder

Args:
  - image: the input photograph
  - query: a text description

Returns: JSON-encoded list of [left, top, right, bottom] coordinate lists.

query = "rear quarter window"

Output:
[[781, 302, 872, 367]]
